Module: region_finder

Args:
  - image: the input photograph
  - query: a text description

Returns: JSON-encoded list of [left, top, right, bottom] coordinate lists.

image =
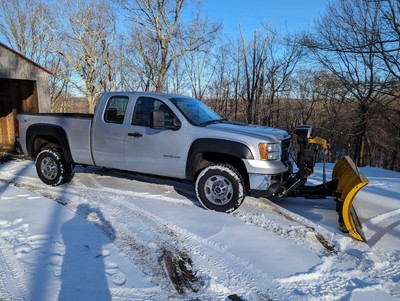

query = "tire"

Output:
[[195, 164, 245, 213], [35, 148, 74, 186]]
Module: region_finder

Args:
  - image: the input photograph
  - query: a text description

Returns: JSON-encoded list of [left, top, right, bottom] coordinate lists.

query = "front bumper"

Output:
[[243, 158, 290, 195], [243, 159, 289, 175]]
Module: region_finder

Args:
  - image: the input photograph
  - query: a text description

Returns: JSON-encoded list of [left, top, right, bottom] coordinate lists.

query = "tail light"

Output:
[[15, 119, 19, 138]]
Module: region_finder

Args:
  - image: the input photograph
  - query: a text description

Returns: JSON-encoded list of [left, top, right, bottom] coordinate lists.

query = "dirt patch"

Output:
[[228, 294, 245, 301], [0, 152, 14, 163], [315, 233, 337, 254], [269, 205, 298, 223], [161, 250, 203, 294], [0, 152, 28, 164], [270, 203, 338, 254]]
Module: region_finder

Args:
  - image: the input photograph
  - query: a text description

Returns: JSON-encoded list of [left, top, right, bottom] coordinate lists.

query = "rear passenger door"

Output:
[[92, 95, 130, 169]]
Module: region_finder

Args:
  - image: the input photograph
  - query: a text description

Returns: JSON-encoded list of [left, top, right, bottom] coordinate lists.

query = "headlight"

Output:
[[259, 143, 281, 160]]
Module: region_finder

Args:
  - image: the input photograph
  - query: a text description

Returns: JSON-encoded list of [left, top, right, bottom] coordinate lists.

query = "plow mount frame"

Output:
[[282, 125, 369, 242]]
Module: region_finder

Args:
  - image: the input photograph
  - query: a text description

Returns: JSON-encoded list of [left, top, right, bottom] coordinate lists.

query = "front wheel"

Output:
[[195, 164, 245, 213], [36, 148, 74, 186]]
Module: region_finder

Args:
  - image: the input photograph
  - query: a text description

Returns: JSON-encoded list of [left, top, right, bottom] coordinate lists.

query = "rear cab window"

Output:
[[104, 96, 129, 124]]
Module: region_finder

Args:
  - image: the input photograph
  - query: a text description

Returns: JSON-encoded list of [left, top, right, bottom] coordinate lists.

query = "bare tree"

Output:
[[167, 59, 188, 94], [261, 32, 303, 127], [48, 0, 118, 112], [117, 0, 220, 92], [0, 0, 72, 110], [239, 29, 269, 124], [0, 0, 52, 63], [236, 27, 302, 125], [375, 0, 400, 170], [376, 96, 400, 170], [183, 44, 215, 100], [47, 55, 73, 112], [285, 70, 321, 128], [208, 47, 230, 116], [374, 0, 400, 80], [302, 0, 395, 166], [206, 39, 243, 120]]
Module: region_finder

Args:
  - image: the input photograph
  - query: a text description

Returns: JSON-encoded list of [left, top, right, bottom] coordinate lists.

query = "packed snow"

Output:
[[0, 154, 399, 300]]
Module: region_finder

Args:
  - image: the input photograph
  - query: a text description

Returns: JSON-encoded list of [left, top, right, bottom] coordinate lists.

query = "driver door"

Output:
[[124, 97, 188, 178]]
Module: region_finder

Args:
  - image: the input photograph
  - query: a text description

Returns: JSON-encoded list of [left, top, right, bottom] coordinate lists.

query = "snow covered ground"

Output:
[[0, 155, 399, 300]]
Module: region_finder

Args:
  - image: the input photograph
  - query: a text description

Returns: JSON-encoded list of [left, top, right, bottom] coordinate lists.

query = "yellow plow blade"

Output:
[[333, 156, 369, 242]]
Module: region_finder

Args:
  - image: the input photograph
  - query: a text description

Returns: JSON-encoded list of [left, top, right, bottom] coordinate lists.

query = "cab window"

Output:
[[132, 97, 176, 127], [104, 96, 129, 124]]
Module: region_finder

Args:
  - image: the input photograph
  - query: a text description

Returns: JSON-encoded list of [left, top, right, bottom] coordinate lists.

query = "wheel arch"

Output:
[[186, 138, 253, 189], [26, 124, 73, 162]]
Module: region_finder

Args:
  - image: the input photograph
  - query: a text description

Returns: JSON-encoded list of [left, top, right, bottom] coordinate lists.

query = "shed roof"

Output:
[[0, 41, 52, 74]]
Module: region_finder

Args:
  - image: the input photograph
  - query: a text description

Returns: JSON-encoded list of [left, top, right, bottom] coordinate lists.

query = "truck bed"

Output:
[[20, 113, 94, 119], [17, 113, 94, 165]]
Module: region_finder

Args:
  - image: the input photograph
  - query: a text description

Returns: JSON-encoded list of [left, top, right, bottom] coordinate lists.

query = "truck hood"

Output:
[[206, 121, 291, 142]]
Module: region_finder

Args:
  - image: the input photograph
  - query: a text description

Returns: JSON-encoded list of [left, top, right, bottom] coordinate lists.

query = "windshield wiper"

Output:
[[199, 118, 228, 126]]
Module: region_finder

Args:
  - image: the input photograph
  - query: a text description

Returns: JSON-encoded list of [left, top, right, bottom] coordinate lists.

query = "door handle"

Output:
[[128, 132, 143, 138]]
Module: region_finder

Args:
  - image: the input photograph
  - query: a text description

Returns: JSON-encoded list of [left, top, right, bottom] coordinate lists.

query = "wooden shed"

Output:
[[0, 42, 51, 151]]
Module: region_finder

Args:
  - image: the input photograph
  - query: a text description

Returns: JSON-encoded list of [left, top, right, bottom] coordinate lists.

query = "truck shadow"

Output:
[[73, 165, 201, 208]]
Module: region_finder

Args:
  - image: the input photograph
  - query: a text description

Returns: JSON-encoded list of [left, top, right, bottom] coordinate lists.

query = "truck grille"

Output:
[[281, 138, 291, 166]]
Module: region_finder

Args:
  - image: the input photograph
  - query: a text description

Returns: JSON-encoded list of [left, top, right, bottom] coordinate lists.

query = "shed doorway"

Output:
[[0, 79, 38, 150]]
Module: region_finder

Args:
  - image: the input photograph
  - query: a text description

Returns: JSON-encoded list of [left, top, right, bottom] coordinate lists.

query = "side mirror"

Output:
[[151, 110, 182, 131], [170, 117, 181, 131], [151, 110, 165, 129]]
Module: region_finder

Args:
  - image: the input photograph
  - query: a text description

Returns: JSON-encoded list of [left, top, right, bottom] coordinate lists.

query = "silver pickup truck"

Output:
[[15, 92, 292, 213]]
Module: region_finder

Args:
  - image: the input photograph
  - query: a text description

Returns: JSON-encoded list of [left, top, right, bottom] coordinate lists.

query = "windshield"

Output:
[[169, 97, 223, 126]]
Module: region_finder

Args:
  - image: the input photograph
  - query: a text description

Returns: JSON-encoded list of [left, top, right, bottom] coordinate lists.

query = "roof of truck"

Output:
[[102, 91, 193, 99]]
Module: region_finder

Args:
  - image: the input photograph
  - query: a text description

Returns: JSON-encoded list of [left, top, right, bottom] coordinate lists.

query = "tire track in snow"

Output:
[[1, 181, 165, 301], [239, 198, 400, 299], [0, 236, 29, 301], [10, 176, 285, 300], [62, 184, 284, 300], [236, 197, 338, 255], [106, 196, 280, 300], [69, 178, 283, 299], [2, 165, 400, 300], [57, 184, 400, 301], [275, 248, 400, 300]]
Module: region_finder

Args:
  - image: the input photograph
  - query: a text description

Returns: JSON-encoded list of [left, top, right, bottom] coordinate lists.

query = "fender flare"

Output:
[[186, 138, 254, 180], [26, 124, 73, 163]]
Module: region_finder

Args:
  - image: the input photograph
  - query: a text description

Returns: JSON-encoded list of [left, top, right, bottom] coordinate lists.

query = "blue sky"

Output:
[[202, 0, 331, 36]]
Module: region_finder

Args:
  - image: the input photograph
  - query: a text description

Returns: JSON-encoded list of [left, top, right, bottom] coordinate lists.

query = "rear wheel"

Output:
[[36, 148, 74, 186], [195, 164, 245, 213]]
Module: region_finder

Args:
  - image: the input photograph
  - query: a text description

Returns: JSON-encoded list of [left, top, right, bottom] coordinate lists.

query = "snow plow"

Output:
[[332, 156, 369, 241], [281, 125, 369, 242]]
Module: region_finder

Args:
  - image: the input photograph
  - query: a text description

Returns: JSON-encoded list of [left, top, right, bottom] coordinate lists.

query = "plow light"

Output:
[[294, 125, 312, 138]]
